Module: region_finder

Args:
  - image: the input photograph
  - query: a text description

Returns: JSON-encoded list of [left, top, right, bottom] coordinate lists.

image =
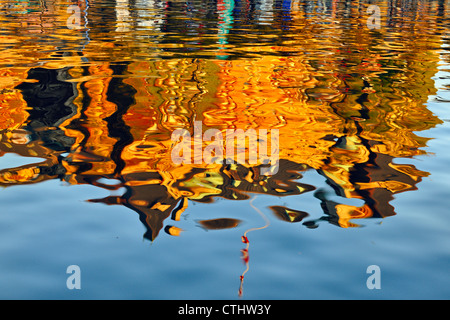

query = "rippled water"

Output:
[[0, 0, 449, 300]]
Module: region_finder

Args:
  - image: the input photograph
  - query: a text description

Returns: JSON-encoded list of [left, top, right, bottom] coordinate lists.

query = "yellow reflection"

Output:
[[0, 0, 446, 242]]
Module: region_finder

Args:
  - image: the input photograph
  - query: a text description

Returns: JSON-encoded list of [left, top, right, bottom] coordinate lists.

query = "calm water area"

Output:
[[0, 0, 449, 299]]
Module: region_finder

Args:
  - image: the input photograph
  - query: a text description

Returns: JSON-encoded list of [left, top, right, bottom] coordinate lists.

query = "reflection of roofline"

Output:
[[86, 158, 315, 241]]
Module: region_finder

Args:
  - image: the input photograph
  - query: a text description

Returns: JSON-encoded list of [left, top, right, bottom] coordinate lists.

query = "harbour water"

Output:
[[0, 0, 449, 299]]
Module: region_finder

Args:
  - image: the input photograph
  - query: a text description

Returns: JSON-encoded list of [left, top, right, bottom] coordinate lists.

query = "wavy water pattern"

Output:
[[0, 0, 449, 299]]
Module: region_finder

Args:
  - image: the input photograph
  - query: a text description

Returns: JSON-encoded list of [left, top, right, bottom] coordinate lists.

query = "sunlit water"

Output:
[[0, 0, 449, 299]]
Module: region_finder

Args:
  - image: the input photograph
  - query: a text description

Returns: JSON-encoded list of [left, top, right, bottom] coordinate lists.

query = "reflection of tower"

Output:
[[89, 170, 188, 241]]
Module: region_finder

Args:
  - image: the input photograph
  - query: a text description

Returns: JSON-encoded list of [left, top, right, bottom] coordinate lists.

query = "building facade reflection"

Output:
[[0, 0, 446, 240]]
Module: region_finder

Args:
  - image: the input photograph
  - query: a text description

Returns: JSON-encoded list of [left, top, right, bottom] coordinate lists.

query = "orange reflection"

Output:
[[0, 0, 446, 244]]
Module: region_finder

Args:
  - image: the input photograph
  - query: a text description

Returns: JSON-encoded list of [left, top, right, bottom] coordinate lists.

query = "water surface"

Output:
[[0, 0, 449, 299]]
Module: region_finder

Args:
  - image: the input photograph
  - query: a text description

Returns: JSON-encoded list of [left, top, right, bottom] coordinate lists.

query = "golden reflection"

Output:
[[0, 0, 446, 244]]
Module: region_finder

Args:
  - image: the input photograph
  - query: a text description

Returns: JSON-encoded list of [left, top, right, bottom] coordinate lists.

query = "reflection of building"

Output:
[[88, 159, 314, 240], [0, 0, 447, 240], [315, 138, 430, 228]]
